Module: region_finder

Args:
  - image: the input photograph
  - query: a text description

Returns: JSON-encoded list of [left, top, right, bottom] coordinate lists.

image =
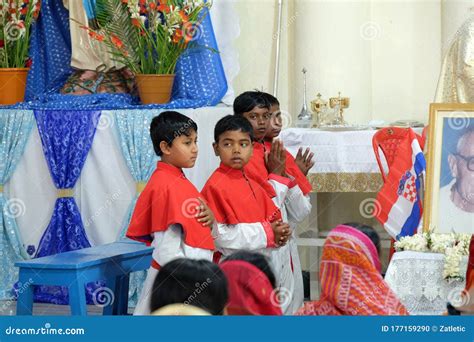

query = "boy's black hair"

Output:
[[223, 250, 277, 289], [214, 115, 255, 142], [261, 92, 280, 106], [150, 258, 228, 315], [344, 222, 381, 255], [233, 91, 271, 116], [150, 111, 197, 156]]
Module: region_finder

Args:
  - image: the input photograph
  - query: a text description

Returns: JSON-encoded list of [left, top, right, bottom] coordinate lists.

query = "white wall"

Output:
[[232, 0, 452, 125]]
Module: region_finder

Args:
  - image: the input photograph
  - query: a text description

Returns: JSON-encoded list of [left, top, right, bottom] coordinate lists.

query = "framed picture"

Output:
[[423, 103, 474, 234]]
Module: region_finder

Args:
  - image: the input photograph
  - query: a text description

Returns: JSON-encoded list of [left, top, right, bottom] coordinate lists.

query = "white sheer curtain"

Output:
[[6, 107, 230, 250]]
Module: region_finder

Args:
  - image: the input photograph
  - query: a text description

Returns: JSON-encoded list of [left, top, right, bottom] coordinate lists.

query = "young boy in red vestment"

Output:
[[201, 115, 291, 262], [127, 111, 215, 315], [261, 92, 314, 314]]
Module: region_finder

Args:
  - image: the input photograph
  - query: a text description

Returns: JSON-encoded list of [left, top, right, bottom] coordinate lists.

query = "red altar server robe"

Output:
[[201, 163, 283, 257]]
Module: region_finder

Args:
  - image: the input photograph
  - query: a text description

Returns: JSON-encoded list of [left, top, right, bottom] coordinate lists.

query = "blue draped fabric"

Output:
[[20, 0, 227, 110], [33, 110, 101, 304], [112, 109, 159, 306], [0, 110, 34, 299]]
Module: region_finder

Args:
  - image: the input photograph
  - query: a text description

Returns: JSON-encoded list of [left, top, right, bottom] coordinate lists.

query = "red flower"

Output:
[[20, 6, 28, 15], [172, 29, 183, 43], [122, 0, 128, 3], [25, 58, 32, 67], [139, 0, 146, 4], [0, 40, 4, 48], [149, 2, 156, 10]]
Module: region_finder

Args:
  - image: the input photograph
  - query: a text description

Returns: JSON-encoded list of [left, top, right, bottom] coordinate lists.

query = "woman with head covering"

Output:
[[296, 224, 408, 315], [220, 251, 282, 315]]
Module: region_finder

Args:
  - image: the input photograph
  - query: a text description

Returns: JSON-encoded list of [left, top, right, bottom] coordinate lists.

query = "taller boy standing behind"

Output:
[[127, 111, 215, 315]]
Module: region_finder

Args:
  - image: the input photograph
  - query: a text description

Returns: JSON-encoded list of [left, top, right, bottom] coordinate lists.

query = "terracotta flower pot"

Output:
[[0, 68, 29, 105], [135, 74, 175, 104]]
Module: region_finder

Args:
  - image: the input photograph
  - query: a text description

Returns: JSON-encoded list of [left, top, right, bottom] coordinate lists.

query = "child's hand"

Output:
[[271, 220, 291, 246], [266, 140, 286, 176], [295, 147, 315, 175], [196, 198, 215, 227]]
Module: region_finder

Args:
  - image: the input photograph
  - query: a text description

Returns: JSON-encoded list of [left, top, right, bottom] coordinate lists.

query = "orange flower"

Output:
[[111, 34, 124, 49], [88, 30, 105, 42], [157, 2, 170, 13], [149, 2, 156, 10], [178, 10, 188, 22], [131, 18, 141, 27], [122, 0, 128, 3]]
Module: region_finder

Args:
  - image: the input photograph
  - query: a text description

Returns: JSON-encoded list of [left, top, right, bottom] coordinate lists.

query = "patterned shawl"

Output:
[[297, 225, 408, 315]]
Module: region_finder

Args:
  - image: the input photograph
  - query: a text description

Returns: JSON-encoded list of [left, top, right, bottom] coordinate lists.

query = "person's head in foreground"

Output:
[[150, 258, 228, 315], [261, 92, 282, 141], [213, 115, 254, 170], [448, 234, 474, 315], [233, 91, 271, 142], [220, 251, 282, 315], [296, 224, 408, 316], [447, 127, 474, 212], [150, 111, 198, 168]]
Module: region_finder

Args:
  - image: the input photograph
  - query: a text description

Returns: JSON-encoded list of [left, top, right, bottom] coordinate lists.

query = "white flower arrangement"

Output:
[[394, 232, 471, 281]]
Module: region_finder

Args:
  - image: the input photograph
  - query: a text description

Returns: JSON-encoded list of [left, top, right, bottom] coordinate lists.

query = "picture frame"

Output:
[[423, 103, 474, 234]]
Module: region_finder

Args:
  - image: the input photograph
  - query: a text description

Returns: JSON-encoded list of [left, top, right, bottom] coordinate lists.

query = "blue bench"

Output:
[[15, 240, 153, 316]]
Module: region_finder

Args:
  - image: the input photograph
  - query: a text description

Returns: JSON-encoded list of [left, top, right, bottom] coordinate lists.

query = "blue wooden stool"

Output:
[[15, 241, 152, 316]]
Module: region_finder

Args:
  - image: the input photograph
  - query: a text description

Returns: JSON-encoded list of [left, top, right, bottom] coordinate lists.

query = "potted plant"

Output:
[[84, 0, 212, 104], [0, 0, 41, 105]]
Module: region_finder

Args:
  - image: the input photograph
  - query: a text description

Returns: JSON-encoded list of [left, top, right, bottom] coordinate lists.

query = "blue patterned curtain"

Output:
[[33, 109, 101, 304], [112, 109, 159, 306], [20, 0, 227, 110], [0, 110, 34, 299]]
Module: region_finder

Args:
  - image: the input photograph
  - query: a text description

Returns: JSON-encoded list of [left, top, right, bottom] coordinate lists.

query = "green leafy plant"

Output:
[[81, 0, 212, 74], [0, 0, 41, 68]]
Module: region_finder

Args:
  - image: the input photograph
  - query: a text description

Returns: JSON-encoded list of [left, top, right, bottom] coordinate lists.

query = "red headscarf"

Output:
[[296, 225, 408, 316], [220, 260, 282, 315]]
